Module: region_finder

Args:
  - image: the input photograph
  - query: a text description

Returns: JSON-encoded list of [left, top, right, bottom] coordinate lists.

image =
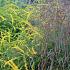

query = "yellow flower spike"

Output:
[[32, 62, 35, 70], [24, 62, 28, 70], [26, 11, 32, 20], [10, 14, 14, 25], [12, 46, 24, 53], [23, 55, 28, 70], [5, 60, 19, 70], [31, 47, 37, 55], [0, 16, 5, 21]]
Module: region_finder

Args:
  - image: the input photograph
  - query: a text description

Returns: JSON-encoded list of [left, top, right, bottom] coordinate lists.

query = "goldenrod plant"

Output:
[[0, 1, 42, 70]]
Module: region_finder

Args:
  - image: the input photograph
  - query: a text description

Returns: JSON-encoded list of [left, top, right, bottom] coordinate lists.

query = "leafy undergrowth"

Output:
[[0, 3, 42, 70]]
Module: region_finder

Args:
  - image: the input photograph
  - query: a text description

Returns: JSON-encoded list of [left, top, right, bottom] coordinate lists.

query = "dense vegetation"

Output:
[[0, 0, 70, 70]]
